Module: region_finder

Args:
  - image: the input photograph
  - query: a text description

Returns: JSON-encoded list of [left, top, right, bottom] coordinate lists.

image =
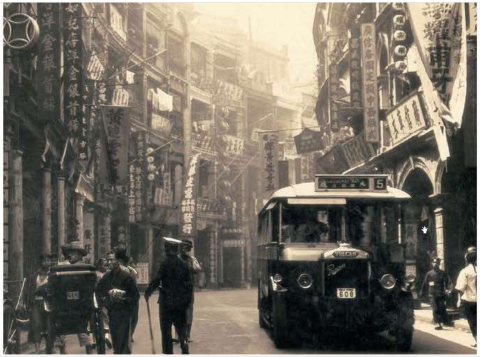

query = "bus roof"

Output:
[[258, 182, 411, 215]]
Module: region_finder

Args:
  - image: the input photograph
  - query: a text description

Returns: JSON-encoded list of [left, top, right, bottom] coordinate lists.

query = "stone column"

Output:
[[434, 207, 445, 270], [42, 167, 52, 254], [75, 194, 85, 244], [57, 175, 65, 256], [10, 151, 23, 298]]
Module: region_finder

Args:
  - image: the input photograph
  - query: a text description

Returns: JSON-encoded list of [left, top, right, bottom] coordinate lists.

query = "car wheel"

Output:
[[396, 325, 413, 352], [272, 294, 290, 348]]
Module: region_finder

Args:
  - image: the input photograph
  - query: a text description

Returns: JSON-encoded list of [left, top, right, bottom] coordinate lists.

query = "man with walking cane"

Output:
[[145, 237, 193, 354]]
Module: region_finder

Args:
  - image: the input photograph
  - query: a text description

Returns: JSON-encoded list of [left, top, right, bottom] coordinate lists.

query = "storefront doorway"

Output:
[[222, 247, 242, 288]]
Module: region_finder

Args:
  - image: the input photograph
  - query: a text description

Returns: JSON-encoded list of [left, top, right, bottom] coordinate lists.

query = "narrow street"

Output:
[[25, 289, 476, 354]]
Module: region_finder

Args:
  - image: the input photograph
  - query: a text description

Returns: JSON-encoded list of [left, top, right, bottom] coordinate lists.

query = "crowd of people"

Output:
[[23, 237, 203, 354]]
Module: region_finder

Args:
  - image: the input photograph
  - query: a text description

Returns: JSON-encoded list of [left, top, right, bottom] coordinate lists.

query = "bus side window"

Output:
[[271, 206, 279, 242]]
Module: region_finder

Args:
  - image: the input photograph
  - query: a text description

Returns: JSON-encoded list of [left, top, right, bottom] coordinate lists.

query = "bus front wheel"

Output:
[[272, 293, 289, 348]]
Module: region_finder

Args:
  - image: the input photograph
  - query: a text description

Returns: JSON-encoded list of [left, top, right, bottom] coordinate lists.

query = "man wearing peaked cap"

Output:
[[145, 237, 193, 354]]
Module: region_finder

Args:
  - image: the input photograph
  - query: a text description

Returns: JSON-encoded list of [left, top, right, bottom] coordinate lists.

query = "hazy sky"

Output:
[[195, 3, 318, 87]]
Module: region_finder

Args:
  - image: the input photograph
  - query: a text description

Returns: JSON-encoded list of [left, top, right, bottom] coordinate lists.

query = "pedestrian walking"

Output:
[[96, 247, 140, 354], [455, 247, 477, 347], [180, 240, 201, 342], [25, 254, 51, 353], [145, 237, 193, 354], [127, 258, 139, 342], [95, 257, 113, 349], [60, 241, 96, 353], [420, 257, 453, 330]]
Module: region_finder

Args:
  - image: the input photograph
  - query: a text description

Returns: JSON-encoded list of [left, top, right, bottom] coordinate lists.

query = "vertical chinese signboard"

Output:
[[101, 106, 130, 185], [349, 27, 362, 108], [328, 43, 340, 132], [129, 131, 146, 223], [361, 23, 380, 143], [3, 140, 9, 279], [63, 4, 87, 162], [407, 3, 467, 126], [260, 132, 279, 196], [179, 154, 200, 241], [38, 4, 60, 123]]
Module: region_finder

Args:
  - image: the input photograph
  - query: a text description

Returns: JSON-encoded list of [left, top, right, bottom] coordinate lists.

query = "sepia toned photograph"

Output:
[[2, 2, 477, 354]]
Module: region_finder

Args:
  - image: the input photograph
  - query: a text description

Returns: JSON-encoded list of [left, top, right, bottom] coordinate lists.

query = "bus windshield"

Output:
[[281, 201, 399, 248]]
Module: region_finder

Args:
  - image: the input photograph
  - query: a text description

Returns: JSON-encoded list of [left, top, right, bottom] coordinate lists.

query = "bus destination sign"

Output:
[[315, 175, 388, 192]]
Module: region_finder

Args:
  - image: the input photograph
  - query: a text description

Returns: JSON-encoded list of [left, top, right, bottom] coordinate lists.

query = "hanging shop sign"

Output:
[[86, 52, 105, 81], [151, 113, 173, 136], [136, 263, 149, 285], [328, 56, 340, 131], [224, 135, 245, 157], [314, 147, 348, 174], [134, 131, 146, 222], [300, 153, 314, 183], [341, 131, 377, 169], [407, 3, 467, 128], [128, 163, 136, 223], [83, 212, 94, 265], [294, 128, 324, 154], [63, 4, 87, 162], [3, 12, 39, 50], [179, 154, 201, 240], [260, 132, 279, 194], [101, 106, 130, 185], [361, 23, 380, 143], [349, 27, 362, 108], [37, 4, 60, 124], [3, 139, 9, 279], [215, 80, 243, 105], [385, 91, 427, 145], [111, 88, 130, 107]]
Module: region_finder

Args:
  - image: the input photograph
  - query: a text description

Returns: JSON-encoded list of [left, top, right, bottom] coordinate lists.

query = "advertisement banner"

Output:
[[407, 3, 467, 127], [341, 132, 377, 169], [38, 4, 61, 123], [349, 27, 362, 108], [134, 131, 146, 222], [361, 23, 380, 143], [260, 132, 279, 195], [386, 91, 428, 146], [179, 154, 201, 240], [62, 4, 86, 160], [101, 106, 130, 185]]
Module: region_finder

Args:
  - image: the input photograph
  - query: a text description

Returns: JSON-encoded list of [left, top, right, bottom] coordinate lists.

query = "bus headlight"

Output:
[[380, 274, 396, 290], [273, 274, 283, 284], [297, 273, 313, 289]]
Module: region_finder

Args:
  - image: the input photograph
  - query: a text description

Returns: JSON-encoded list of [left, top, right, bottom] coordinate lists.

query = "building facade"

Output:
[[312, 3, 476, 299]]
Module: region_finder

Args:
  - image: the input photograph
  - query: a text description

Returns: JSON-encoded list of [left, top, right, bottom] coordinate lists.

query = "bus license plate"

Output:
[[337, 288, 356, 299], [66, 291, 80, 300]]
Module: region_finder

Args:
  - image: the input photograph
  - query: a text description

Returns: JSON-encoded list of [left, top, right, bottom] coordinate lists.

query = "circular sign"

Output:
[[3, 13, 39, 50]]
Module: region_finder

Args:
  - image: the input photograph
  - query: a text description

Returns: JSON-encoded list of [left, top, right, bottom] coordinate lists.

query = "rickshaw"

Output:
[[44, 263, 106, 354]]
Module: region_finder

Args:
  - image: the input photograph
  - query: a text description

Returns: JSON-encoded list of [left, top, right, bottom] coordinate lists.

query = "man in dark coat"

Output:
[[96, 248, 140, 354], [145, 237, 193, 354], [420, 257, 453, 330]]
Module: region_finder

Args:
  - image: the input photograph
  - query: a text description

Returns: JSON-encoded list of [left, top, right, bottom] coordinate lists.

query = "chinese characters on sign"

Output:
[[128, 163, 136, 223], [179, 154, 200, 240], [349, 27, 362, 108], [130, 131, 146, 222], [386, 91, 427, 145], [341, 131, 376, 169], [328, 37, 340, 132], [38, 4, 60, 124], [101, 107, 130, 185], [361, 23, 380, 143], [63, 4, 86, 161], [294, 128, 324, 154], [260, 132, 279, 194], [407, 3, 466, 124], [224, 135, 245, 157], [151, 113, 173, 136], [215, 80, 243, 105]]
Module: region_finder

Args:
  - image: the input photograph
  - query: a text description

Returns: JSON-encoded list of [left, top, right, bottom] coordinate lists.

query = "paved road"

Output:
[[29, 289, 476, 354]]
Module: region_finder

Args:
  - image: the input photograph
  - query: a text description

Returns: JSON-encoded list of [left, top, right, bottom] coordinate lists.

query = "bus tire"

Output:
[[272, 293, 289, 348], [396, 325, 413, 352], [258, 283, 268, 329]]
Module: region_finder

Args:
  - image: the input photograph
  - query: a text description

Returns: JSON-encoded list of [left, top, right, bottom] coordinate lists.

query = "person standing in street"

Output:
[[420, 257, 453, 330], [455, 247, 477, 347], [126, 257, 139, 342], [60, 242, 96, 354], [179, 240, 201, 342], [145, 237, 193, 354], [96, 247, 140, 354], [25, 254, 51, 353]]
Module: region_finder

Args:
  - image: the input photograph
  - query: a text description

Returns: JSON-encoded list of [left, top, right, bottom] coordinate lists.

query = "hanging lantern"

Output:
[[393, 15, 406, 28], [394, 61, 407, 72], [393, 30, 407, 42], [394, 45, 407, 57], [392, 3, 405, 11]]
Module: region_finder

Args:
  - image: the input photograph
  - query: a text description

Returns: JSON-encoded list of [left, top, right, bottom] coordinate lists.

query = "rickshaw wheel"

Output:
[[93, 310, 106, 354], [3, 303, 20, 354]]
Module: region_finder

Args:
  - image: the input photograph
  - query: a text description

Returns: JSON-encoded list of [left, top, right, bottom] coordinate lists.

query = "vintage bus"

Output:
[[257, 175, 415, 351]]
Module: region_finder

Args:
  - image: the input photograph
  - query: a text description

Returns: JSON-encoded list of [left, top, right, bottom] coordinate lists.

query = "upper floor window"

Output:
[[110, 4, 127, 41], [167, 33, 184, 76], [146, 17, 165, 70]]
